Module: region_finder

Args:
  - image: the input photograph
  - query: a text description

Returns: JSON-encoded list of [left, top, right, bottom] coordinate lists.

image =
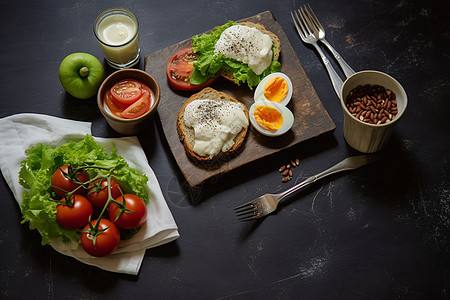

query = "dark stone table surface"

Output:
[[1, 0, 449, 298]]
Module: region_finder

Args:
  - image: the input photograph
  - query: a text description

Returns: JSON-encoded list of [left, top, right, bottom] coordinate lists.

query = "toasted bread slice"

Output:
[[217, 22, 281, 83], [177, 87, 249, 163]]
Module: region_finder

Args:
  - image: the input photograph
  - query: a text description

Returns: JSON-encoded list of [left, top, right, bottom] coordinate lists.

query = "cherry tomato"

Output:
[[52, 165, 89, 198], [80, 218, 120, 257], [166, 46, 217, 91], [87, 177, 122, 208], [110, 79, 142, 105], [108, 194, 147, 229], [56, 195, 93, 230]]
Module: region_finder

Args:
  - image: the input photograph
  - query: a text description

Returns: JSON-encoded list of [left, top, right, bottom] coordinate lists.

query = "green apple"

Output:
[[58, 53, 104, 99]]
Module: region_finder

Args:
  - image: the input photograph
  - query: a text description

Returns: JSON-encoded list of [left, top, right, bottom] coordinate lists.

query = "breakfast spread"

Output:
[[177, 87, 249, 161], [103, 79, 154, 119], [6, 11, 339, 271]]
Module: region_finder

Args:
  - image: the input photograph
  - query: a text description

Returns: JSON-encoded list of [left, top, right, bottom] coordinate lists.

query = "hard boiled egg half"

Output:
[[254, 72, 293, 106], [250, 73, 294, 137]]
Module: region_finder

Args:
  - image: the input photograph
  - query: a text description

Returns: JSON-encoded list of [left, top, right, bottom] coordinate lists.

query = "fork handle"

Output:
[[311, 43, 343, 98], [279, 155, 375, 200], [321, 39, 355, 78]]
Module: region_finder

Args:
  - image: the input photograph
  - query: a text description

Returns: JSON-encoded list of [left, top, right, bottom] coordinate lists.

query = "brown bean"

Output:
[[356, 111, 363, 120], [345, 84, 397, 125]]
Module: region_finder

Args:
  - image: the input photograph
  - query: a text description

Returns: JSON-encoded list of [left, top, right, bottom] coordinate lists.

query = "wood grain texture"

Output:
[[144, 11, 335, 186]]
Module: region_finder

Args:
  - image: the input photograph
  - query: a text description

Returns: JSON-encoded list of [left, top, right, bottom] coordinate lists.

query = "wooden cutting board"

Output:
[[144, 10, 335, 186]]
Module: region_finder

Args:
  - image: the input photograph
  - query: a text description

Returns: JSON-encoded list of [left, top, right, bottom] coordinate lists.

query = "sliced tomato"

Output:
[[120, 89, 151, 119], [166, 46, 218, 91], [111, 79, 142, 104], [104, 90, 127, 118]]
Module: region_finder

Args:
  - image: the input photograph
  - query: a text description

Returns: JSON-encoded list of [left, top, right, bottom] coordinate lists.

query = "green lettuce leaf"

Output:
[[18, 135, 148, 245], [191, 21, 281, 88]]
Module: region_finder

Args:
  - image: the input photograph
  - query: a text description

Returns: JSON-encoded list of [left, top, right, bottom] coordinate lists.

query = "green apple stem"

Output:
[[79, 67, 89, 78]]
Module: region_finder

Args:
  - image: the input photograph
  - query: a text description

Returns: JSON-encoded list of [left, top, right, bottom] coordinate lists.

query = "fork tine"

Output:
[[306, 4, 323, 30], [237, 214, 259, 222], [234, 199, 260, 221], [291, 10, 306, 38], [290, 12, 298, 35], [299, 6, 315, 35], [298, 7, 308, 31], [236, 208, 261, 221], [233, 201, 255, 211], [290, 11, 299, 32], [234, 204, 255, 216]]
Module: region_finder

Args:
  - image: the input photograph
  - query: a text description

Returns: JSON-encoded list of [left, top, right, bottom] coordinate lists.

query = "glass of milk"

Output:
[[94, 8, 140, 69]]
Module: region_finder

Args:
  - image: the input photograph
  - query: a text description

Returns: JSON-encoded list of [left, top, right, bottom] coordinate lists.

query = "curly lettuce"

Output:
[[191, 21, 281, 88], [18, 135, 148, 245]]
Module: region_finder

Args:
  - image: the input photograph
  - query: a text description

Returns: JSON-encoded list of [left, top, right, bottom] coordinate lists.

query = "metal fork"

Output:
[[291, 8, 343, 97], [234, 155, 376, 221], [304, 4, 355, 78]]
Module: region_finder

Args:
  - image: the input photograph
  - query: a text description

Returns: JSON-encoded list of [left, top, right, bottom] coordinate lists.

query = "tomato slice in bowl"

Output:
[[166, 46, 217, 91], [120, 89, 151, 119], [104, 90, 128, 118], [111, 79, 142, 104]]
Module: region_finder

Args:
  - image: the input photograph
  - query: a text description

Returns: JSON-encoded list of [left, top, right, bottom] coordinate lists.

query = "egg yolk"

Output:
[[263, 76, 288, 103], [254, 105, 283, 131]]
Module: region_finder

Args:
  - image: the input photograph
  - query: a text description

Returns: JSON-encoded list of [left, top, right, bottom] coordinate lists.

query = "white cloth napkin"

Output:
[[0, 113, 179, 275]]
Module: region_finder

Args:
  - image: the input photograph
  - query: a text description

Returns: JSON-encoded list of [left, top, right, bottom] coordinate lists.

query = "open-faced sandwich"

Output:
[[177, 87, 249, 162], [167, 21, 281, 90]]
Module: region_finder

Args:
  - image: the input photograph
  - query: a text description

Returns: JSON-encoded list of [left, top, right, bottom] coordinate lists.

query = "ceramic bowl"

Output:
[[340, 70, 407, 153], [97, 69, 160, 135]]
